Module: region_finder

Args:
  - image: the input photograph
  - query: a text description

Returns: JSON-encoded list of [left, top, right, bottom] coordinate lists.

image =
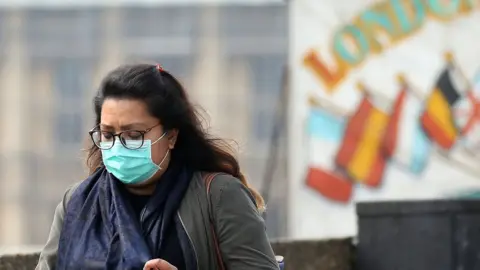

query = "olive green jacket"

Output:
[[35, 172, 278, 269]]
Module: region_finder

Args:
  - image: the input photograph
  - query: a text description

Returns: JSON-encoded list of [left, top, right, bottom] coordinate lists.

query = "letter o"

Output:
[[333, 25, 369, 66]]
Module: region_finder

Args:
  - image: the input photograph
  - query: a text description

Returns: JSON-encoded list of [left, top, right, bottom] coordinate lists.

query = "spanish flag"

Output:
[[421, 62, 469, 149], [335, 91, 390, 187]]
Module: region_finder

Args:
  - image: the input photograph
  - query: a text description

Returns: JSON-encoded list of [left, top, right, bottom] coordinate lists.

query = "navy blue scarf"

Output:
[[56, 162, 193, 270]]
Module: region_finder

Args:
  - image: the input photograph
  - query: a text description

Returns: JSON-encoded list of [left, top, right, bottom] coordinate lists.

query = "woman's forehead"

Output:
[[100, 99, 157, 129]]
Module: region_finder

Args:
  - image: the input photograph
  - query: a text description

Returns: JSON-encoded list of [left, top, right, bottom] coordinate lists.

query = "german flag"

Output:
[[421, 64, 468, 149], [335, 91, 390, 187]]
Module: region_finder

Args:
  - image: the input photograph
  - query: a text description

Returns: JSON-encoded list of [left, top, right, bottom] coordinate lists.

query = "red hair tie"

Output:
[[156, 64, 163, 72]]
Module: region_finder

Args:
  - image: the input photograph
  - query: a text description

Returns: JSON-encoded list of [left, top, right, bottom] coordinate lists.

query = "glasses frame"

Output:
[[89, 123, 161, 150]]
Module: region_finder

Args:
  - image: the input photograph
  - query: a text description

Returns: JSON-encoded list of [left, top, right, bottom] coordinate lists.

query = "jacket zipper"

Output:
[[177, 212, 200, 270]]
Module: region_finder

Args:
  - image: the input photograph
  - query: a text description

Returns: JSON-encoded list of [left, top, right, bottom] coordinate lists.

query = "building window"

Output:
[[54, 112, 84, 144], [121, 7, 199, 38], [25, 9, 101, 58], [253, 108, 274, 142], [250, 55, 285, 95], [248, 55, 286, 141], [126, 54, 193, 86], [53, 59, 88, 100], [52, 59, 89, 147], [153, 55, 192, 79], [219, 5, 287, 37]]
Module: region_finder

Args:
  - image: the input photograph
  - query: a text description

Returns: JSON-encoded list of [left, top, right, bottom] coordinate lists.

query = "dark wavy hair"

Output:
[[86, 64, 265, 211]]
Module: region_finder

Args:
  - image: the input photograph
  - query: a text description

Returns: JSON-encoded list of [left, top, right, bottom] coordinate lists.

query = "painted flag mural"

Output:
[[290, 0, 480, 240], [307, 108, 345, 143], [420, 60, 470, 149], [305, 167, 353, 203], [335, 90, 390, 187], [444, 72, 480, 172], [458, 91, 480, 136], [383, 78, 432, 174], [305, 105, 353, 202], [455, 72, 480, 152]]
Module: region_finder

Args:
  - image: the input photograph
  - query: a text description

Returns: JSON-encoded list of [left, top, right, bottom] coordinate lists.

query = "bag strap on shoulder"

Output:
[[203, 172, 225, 270]]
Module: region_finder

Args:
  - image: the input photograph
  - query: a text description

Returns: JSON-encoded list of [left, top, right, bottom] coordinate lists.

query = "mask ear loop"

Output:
[[151, 132, 167, 145], [157, 149, 170, 170], [152, 131, 169, 170]]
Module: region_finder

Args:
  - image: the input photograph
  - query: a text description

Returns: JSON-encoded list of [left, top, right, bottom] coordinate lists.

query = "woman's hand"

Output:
[[143, 259, 177, 270]]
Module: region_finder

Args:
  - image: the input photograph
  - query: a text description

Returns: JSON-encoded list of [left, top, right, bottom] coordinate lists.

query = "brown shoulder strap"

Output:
[[205, 172, 219, 196], [203, 173, 225, 270]]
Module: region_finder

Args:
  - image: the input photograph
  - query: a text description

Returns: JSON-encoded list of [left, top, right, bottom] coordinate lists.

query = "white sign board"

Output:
[[288, 0, 480, 239]]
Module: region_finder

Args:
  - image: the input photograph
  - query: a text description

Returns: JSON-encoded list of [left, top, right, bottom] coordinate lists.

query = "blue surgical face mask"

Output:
[[101, 132, 169, 184]]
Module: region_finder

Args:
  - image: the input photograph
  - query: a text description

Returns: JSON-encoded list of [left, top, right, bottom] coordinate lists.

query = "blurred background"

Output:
[[0, 0, 289, 249], [4, 0, 480, 256]]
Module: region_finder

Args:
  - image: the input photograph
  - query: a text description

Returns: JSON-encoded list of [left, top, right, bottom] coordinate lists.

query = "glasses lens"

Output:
[[91, 130, 114, 149], [120, 131, 144, 149]]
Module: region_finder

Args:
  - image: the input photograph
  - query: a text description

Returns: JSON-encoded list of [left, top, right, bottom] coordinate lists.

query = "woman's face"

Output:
[[100, 98, 177, 186]]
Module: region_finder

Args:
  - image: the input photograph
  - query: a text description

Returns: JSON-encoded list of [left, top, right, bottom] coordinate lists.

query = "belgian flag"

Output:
[[420, 59, 469, 149]]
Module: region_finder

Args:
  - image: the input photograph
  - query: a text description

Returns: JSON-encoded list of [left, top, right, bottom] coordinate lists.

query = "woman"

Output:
[[36, 64, 278, 270]]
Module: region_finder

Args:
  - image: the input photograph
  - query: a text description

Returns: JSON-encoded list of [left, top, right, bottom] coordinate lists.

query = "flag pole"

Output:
[[396, 73, 424, 100], [307, 94, 349, 116], [443, 51, 479, 155], [444, 51, 473, 90], [356, 81, 391, 104]]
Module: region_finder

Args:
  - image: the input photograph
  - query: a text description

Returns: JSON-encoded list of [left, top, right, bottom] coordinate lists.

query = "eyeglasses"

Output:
[[89, 123, 161, 150]]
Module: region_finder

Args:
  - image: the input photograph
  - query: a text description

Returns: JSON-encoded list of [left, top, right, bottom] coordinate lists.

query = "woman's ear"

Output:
[[168, 129, 179, 149]]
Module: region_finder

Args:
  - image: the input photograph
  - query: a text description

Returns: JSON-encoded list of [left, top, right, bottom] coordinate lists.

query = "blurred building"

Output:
[[0, 3, 288, 246]]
